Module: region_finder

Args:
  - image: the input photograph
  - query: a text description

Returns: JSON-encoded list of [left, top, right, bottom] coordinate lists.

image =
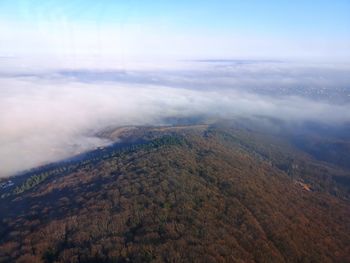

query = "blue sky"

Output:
[[1, 0, 349, 62]]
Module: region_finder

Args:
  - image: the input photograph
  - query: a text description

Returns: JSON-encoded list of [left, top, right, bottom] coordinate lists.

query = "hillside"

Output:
[[0, 123, 349, 262]]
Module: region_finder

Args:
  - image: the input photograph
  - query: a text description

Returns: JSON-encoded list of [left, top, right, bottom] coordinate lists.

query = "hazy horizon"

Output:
[[1, 1, 350, 62], [1, 1, 350, 177], [1, 60, 350, 177]]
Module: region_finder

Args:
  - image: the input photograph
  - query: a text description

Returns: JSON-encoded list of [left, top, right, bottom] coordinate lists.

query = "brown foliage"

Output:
[[0, 125, 349, 262]]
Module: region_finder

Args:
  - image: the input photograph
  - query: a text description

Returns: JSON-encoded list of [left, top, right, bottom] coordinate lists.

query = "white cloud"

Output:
[[0, 62, 350, 177]]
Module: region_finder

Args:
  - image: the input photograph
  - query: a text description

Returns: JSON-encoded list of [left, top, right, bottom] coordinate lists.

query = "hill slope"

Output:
[[0, 124, 349, 262]]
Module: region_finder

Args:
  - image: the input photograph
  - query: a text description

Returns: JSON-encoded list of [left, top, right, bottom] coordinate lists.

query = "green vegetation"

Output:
[[11, 135, 186, 195], [14, 173, 50, 194]]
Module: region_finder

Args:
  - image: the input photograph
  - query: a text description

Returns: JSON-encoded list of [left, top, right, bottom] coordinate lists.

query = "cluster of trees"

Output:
[[209, 127, 350, 199], [10, 135, 186, 196], [0, 126, 349, 262], [14, 172, 51, 194]]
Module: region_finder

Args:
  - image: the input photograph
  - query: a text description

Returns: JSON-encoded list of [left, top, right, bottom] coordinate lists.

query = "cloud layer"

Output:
[[1, 61, 350, 177]]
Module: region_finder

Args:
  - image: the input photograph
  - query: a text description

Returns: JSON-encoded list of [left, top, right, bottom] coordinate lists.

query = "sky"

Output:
[[0, 0, 350, 63]]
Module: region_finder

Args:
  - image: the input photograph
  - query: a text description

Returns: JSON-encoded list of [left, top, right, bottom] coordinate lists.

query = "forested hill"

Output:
[[0, 123, 349, 262]]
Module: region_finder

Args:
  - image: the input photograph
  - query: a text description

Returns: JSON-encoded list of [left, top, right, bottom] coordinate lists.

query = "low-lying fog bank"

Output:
[[1, 60, 350, 177]]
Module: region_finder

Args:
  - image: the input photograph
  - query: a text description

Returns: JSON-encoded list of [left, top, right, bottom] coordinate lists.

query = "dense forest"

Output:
[[0, 122, 349, 262]]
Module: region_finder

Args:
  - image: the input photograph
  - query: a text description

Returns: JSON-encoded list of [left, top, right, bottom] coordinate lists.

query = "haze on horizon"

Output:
[[1, 0, 350, 63], [0, 0, 350, 177]]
